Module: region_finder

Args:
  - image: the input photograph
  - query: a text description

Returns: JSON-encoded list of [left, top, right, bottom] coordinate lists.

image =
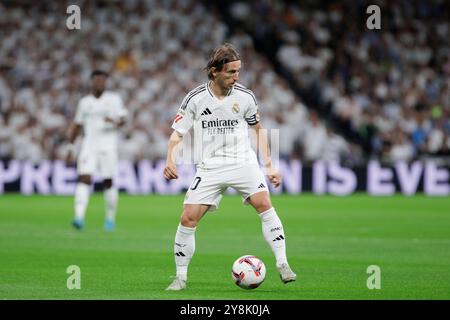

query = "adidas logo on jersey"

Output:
[[257, 183, 266, 189], [201, 108, 212, 116]]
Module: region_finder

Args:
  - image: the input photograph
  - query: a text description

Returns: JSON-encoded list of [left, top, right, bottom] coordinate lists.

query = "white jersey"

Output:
[[75, 91, 127, 152], [172, 82, 260, 169]]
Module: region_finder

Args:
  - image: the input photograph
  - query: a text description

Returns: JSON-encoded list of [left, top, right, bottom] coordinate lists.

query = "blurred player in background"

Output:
[[66, 70, 127, 231], [164, 43, 296, 290]]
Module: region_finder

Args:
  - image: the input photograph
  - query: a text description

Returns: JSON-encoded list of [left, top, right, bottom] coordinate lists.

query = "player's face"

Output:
[[216, 60, 241, 90], [91, 75, 107, 94]]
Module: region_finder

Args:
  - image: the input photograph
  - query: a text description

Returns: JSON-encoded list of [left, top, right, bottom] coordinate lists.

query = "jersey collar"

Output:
[[207, 81, 233, 100]]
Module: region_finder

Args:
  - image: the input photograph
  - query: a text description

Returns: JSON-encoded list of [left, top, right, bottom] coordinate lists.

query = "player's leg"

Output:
[[73, 174, 92, 230], [103, 178, 117, 231], [246, 191, 296, 283], [99, 150, 118, 231], [166, 204, 210, 291], [234, 164, 296, 283], [73, 149, 95, 230], [167, 170, 224, 291]]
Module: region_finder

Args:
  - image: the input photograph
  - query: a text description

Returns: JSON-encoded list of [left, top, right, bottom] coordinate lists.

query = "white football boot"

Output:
[[165, 277, 187, 291], [277, 263, 297, 283]]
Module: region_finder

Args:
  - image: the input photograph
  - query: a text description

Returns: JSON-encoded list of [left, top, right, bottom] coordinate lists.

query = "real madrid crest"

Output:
[[232, 102, 240, 114]]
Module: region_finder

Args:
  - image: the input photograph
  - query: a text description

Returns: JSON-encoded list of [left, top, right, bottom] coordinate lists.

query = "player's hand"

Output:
[[164, 162, 178, 180], [267, 169, 282, 188], [66, 152, 75, 164], [65, 144, 76, 164], [104, 116, 117, 125]]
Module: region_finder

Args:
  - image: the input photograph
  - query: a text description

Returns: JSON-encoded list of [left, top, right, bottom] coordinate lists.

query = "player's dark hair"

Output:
[[205, 43, 241, 80], [90, 70, 109, 79]]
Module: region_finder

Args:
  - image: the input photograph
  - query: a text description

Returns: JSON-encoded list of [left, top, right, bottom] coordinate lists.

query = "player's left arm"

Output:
[[105, 116, 126, 127], [65, 99, 84, 163], [249, 121, 282, 188], [245, 90, 282, 188], [105, 94, 127, 127]]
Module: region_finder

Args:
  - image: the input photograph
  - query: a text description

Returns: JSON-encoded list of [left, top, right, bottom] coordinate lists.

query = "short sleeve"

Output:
[[244, 91, 259, 125], [171, 94, 195, 135]]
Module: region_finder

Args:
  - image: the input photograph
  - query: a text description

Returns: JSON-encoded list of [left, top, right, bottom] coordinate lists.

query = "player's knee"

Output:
[[180, 211, 199, 228], [78, 175, 92, 185], [254, 199, 272, 213], [103, 179, 113, 189]]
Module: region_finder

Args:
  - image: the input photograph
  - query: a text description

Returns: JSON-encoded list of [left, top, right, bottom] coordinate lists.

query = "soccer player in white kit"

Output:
[[66, 70, 127, 231], [164, 43, 296, 290]]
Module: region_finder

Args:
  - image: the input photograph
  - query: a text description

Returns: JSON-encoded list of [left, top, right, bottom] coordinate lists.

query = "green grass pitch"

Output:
[[0, 194, 449, 299]]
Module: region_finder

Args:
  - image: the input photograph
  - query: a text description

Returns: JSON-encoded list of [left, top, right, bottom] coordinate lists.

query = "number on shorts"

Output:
[[190, 177, 201, 190]]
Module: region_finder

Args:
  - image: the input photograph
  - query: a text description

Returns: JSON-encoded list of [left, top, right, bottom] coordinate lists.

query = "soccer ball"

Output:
[[231, 255, 266, 289]]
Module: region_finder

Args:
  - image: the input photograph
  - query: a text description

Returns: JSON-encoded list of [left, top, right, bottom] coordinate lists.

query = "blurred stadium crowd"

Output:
[[222, 0, 450, 163], [0, 0, 449, 166]]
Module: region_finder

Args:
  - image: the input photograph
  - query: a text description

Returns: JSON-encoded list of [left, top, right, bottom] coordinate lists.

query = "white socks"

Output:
[[174, 224, 196, 281], [104, 187, 118, 221], [74, 183, 90, 221], [259, 207, 288, 267], [74, 183, 118, 223], [171, 209, 287, 281]]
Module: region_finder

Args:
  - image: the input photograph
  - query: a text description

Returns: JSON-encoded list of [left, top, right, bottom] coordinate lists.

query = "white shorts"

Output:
[[77, 148, 118, 179], [184, 164, 269, 212]]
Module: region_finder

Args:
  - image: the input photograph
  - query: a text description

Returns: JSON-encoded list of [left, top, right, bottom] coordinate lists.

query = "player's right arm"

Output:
[[164, 130, 184, 180], [65, 99, 84, 163], [65, 124, 81, 164], [67, 123, 81, 144], [163, 92, 196, 180]]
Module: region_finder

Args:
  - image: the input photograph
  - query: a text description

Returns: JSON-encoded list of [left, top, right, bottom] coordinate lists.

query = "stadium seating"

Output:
[[0, 0, 358, 165]]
